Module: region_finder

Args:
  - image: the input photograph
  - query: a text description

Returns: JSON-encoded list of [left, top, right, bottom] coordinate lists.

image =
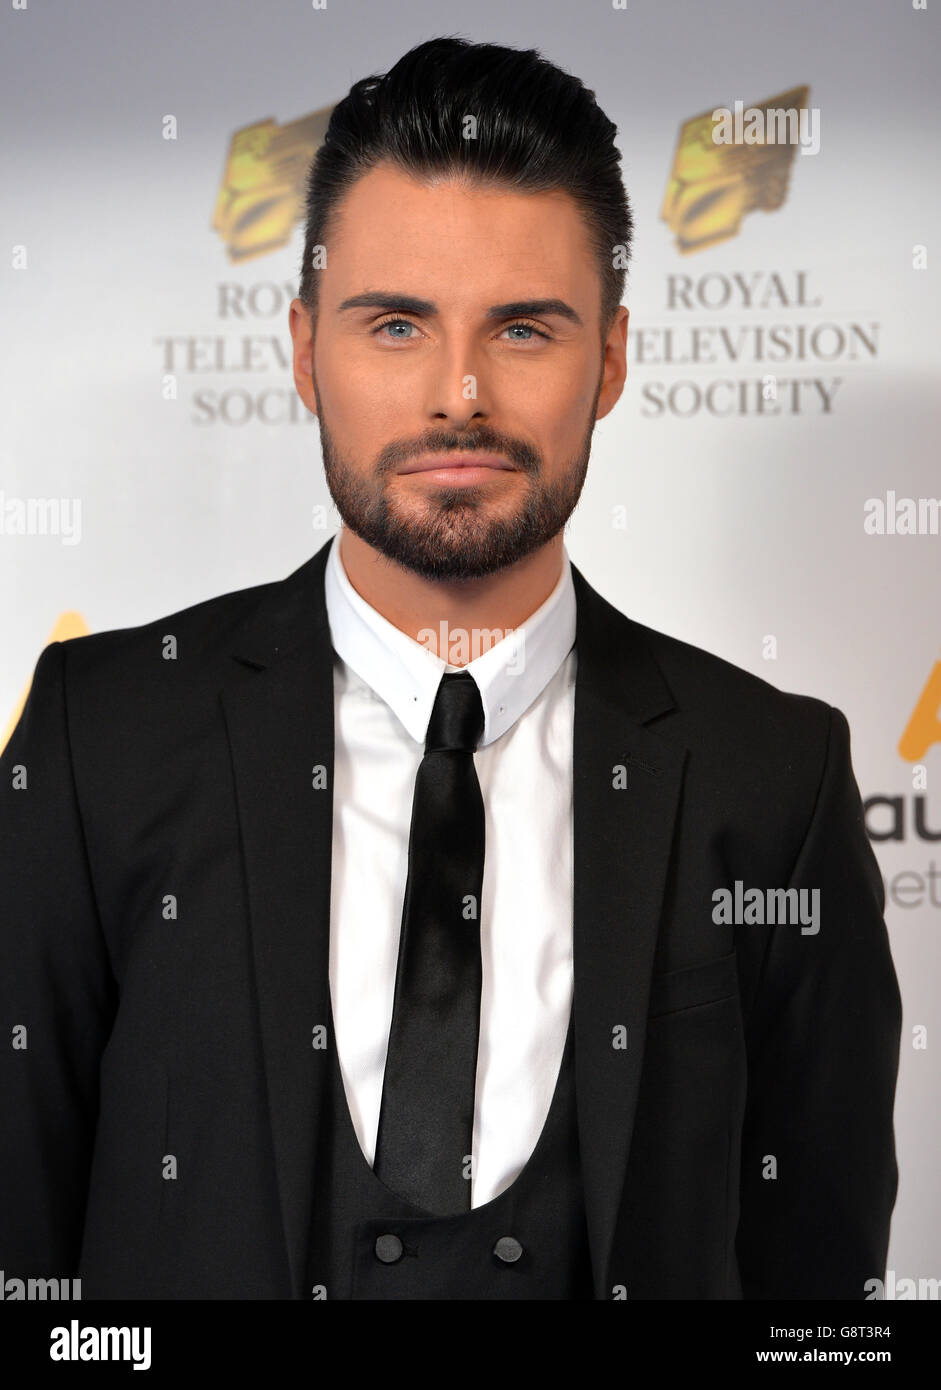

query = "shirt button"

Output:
[[374, 1234, 404, 1264], [493, 1236, 523, 1263]]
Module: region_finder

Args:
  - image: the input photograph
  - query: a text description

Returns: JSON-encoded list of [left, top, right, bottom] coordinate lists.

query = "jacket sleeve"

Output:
[[0, 641, 117, 1276], [734, 703, 902, 1299]]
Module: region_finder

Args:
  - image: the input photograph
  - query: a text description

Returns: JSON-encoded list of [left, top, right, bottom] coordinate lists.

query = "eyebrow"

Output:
[[337, 292, 583, 327]]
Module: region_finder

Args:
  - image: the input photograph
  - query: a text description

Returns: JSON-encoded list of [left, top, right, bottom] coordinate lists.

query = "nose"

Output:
[[425, 334, 491, 428]]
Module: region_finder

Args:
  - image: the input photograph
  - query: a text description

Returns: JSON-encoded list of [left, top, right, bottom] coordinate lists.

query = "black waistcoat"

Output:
[[307, 1001, 594, 1300]]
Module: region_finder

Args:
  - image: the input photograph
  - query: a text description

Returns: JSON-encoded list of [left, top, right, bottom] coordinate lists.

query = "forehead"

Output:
[[321, 161, 599, 312]]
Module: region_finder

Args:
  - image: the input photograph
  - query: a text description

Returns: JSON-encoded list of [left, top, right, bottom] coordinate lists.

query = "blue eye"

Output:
[[501, 321, 550, 342], [374, 319, 417, 339]]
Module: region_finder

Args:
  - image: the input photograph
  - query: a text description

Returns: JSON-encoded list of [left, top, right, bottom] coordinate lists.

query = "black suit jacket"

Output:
[[0, 535, 901, 1299]]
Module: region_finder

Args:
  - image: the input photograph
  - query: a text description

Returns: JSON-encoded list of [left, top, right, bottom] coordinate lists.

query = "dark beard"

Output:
[[312, 380, 601, 582]]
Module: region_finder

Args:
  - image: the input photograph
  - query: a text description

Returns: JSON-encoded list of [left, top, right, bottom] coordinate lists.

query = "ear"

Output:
[[595, 306, 629, 422], [289, 298, 318, 416]]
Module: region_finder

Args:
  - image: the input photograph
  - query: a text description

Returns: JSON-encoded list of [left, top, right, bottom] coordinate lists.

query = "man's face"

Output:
[[290, 161, 628, 581]]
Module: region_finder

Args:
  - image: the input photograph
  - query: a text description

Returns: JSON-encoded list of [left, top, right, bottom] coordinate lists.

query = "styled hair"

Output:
[[298, 36, 632, 333]]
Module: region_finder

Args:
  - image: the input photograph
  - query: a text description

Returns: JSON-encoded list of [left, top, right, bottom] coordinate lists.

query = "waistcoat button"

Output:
[[374, 1234, 404, 1264], [493, 1236, 524, 1263]]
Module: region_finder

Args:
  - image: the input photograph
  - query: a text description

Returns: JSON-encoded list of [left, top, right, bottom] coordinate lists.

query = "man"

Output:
[[0, 37, 900, 1300]]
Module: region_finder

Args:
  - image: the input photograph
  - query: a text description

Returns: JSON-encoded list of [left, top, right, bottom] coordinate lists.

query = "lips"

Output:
[[398, 454, 515, 475]]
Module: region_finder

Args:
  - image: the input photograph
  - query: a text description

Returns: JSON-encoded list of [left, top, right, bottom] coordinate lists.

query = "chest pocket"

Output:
[[646, 951, 739, 1020]]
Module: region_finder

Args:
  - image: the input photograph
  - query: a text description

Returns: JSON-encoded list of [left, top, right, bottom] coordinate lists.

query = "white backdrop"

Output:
[[2, 0, 938, 1288]]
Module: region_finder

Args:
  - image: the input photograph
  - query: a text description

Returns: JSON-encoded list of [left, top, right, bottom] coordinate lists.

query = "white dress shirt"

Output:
[[324, 533, 577, 1207]]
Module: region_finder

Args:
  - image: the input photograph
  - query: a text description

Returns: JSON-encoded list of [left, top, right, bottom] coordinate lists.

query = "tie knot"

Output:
[[425, 671, 484, 753]]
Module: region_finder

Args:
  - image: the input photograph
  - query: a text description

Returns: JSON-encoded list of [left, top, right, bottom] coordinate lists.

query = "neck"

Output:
[[337, 527, 565, 667]]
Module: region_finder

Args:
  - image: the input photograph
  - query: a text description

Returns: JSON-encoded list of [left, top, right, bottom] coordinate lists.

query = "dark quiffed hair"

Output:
[[298, 36, 632, 333]]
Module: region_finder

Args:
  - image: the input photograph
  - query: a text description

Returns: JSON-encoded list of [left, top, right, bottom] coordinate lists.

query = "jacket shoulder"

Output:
[[577, 561, 834, 733], [592, 594, 841, 815], [58, 572, 285, 674], [631, 614, 832, 725], [54, 538, 331, 688]]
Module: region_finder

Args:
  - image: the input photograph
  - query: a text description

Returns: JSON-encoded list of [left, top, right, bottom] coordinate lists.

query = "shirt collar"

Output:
[[324, 533, 576, 748]]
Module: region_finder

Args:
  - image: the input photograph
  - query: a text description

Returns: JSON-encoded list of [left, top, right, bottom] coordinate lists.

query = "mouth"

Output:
[[397, 453, 517, 484]]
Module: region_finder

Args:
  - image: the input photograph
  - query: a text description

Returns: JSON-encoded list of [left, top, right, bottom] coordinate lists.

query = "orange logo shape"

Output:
[[899, 657, 941, 762]]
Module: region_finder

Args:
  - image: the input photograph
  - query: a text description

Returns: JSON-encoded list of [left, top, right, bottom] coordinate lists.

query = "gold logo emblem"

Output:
[[661, 85, 809, 254], [211, 107, 334, 262]]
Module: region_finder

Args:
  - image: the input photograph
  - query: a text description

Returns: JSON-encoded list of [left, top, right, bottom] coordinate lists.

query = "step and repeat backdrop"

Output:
[[2, 0, 938, 1291]]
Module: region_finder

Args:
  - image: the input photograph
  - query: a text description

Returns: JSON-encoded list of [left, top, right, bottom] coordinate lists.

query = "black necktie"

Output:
[[373, 669, 486, 1214]]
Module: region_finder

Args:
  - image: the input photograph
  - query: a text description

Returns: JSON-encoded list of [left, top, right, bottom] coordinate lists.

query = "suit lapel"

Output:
[[220, 537, 685, 1301], [220, 537, 336, 1299], [569, 564, 686, 1299]]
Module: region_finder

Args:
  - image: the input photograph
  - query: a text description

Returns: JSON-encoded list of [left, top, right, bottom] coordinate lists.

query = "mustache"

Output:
[[375, 427, 541, 475]]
